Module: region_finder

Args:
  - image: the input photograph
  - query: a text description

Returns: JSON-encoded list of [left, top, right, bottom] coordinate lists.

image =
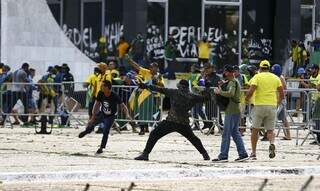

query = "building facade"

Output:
[[1, 0, 319, 73]]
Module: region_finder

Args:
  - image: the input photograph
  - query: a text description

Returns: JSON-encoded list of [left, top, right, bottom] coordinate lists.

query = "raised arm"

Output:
[[126, 55, 141, 72], [139, 83, 174, 97]]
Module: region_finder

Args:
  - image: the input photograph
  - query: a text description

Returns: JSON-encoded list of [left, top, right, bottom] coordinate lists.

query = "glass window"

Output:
[[47, 0, 62, 26], [301, 7, 313, 46], [205, 5, 239, 70], [146, 1, 166, 66], [169, 0, 201, 59], [241, 0, 274, 65]]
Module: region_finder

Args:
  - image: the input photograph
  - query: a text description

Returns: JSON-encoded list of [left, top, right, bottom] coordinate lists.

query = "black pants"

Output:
[[2, 91, 28, 122], [84, 112, 115, 149], [143, 120, 208, 155]]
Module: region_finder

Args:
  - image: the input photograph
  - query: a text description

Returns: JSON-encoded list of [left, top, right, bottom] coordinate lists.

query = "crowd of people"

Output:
[[0, 62, 74, 127], [0, 36, 320, 161]]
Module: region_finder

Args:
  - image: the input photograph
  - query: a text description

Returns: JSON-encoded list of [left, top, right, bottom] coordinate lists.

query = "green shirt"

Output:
[[310, 50, 320, 66], [220, 79, 241, 115]]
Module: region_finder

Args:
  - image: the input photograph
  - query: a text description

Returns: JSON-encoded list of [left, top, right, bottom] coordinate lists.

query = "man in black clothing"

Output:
[[134, 79, 211, 161], [79, 80, 132, 154]]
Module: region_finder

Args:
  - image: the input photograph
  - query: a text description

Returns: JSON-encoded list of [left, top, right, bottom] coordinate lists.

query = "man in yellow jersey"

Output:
[[245, 60, 284, 160], [117, 36, 130, 67], [95, 62, 112, 96], [126, 54, 164, 135], [197, 35, 213, 67], [84, 67, 101, 118], [0, 63, 4, 74]]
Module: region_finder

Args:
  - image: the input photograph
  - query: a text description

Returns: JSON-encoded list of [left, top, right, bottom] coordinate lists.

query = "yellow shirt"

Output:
[[117, 42, 130, 58], [292, 46, 302, 63], [93, 72, 113, 98], [85, 74, 99, 97], [139, 68, 153, 81], [250, 72, 282, 106], [139, 67, 164, 87], [310, 73, 320, 100], [0, 68, 3, 74], [198, 41, 211, 59]]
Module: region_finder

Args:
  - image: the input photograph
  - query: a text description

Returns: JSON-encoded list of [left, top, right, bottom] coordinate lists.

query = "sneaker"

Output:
[[192, 125, 200, 131], [96, 148, 103, 155], [235, 155, 249, 162], [202, 152, 210, 160], [249, 153, 257, 160], [134, 153, 149, 161], [78, 131, 88, 138], [269, 144, 276, 158], [95, 128, 103, 134], [309, 141, 319, 145], [138, 131, 145, 135], [132, 127, 138, 133], [212, 158, 228, 163], [12, 121, 20, 125]]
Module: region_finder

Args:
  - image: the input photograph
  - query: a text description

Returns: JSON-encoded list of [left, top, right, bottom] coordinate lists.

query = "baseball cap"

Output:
[[271, 64, 282, 77], [259, 60, 270, 68], [297, 67, 305, 74], [178, 79, 189, 88]]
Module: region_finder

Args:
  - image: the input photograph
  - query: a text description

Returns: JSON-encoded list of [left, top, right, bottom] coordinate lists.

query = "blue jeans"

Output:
[[218, 114, 247, 159], [85, 113, 115, 149]]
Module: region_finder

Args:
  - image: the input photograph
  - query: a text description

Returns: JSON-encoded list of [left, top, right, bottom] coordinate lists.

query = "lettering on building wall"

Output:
[[62, 22, 123, 60], [146, 25, 165, 60]]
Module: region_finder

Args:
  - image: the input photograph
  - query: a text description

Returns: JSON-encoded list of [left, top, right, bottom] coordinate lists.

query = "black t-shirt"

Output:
[[96, 91, 123, 116]]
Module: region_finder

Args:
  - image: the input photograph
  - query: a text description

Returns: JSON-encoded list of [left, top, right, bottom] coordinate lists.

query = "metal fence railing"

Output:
[[0, 81, 319, 146], [0, 82, 163, 129]]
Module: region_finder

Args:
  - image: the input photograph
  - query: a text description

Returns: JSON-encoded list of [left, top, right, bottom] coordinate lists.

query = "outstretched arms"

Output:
[[126, 54, 141, 72]]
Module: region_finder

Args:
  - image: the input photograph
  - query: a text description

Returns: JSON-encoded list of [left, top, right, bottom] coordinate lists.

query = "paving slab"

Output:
[[0, 127, 319, 190]]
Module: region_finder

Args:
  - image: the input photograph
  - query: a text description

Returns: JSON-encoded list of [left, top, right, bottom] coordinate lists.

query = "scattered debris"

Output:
[[258, 179, 268, 191], [300, 176, 314, 191]]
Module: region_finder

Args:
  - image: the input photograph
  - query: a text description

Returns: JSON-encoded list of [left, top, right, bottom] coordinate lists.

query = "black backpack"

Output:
[[215, 81, 239, 111]]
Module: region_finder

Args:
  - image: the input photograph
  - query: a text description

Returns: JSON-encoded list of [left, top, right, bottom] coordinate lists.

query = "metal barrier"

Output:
[[189, 84, 318, 145], [0, 82, 163, 131], [1, 81, 319, 145]]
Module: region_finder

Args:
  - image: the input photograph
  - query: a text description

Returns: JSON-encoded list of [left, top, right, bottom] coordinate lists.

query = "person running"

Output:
[[134, 79, 211, 161], [245, 60, 284, 160], [212, 65, 249, 162], [271, 64, 291, 140], [78, 80, 132, 154]]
